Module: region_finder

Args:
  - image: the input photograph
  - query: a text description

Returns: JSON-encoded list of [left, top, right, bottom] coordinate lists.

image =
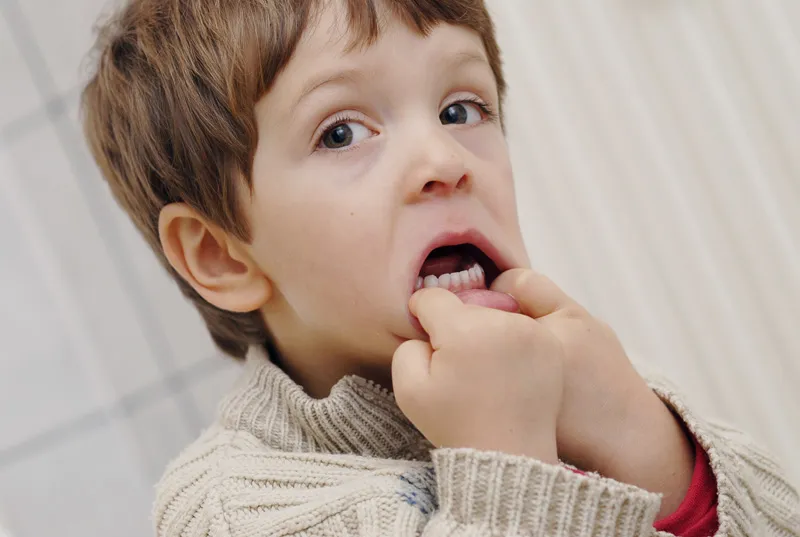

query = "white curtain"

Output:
[[490, 0, 799, 484]]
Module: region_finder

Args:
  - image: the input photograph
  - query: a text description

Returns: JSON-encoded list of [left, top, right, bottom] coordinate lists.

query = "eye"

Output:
[[318, 121, 371, 150], [439, 101, 486, 126]]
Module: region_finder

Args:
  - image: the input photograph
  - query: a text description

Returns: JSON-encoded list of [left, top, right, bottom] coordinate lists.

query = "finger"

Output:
[[391, 339, 433, 413], [490, 268, 576, 319], [409, 287, 466, 342]]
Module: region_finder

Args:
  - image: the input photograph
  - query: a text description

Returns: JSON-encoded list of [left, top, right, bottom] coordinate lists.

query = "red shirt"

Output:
[[653, 438, 719, 537]]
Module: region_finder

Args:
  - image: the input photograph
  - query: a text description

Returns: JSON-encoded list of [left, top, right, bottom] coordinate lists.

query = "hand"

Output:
[[492, 269, 694, 516], [392, 287, 563, 464]]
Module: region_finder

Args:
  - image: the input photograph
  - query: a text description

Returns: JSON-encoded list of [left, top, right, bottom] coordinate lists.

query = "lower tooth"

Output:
[[459, 270, 470, 286], [416, 277, 423, 290], [439, 273, 451, 289], [424, 275, 438, 288]]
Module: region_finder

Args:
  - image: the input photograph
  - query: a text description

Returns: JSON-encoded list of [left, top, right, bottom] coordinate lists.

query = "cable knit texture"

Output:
[[154, 347, 800, 537]]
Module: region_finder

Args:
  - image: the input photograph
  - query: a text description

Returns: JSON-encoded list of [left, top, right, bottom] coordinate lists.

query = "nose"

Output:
[[403, 126, 470, 202]]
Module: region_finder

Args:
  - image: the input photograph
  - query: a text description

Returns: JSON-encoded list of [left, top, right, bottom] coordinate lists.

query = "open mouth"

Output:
[[415, 243, 502, 293]]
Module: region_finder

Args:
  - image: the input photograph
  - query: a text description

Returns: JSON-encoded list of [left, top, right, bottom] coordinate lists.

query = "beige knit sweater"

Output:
[[155, 346, 800, 537]]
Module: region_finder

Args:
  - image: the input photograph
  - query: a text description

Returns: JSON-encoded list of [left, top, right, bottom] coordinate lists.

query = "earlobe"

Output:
[[158, 203, 272, 313]]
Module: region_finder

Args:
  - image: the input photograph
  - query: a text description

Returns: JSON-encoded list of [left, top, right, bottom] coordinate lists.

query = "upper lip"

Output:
[[412, 228, 510, 290]]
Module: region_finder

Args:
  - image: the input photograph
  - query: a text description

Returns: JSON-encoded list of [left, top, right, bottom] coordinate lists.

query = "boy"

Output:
[[82, 0, 799, 536]]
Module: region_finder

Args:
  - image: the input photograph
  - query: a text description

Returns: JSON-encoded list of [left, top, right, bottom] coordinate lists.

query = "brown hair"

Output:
[[81, 0, 506, 359]]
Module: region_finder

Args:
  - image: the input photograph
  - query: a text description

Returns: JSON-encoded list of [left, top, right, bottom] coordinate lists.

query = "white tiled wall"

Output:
[[0, 0, 243, 535], [1, 0, 798, 536]]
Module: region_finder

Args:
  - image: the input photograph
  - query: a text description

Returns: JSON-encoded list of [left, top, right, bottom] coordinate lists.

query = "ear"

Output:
[[158, 203, 272, 313]]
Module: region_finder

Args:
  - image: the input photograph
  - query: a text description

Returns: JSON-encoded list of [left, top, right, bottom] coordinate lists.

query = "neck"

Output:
[[265, 335, 393, 399], [276, 349, 394, 399], [262, 299, 396, 398]]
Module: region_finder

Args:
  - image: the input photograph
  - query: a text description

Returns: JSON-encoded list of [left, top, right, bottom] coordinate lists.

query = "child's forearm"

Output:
[[584, 389, 696, 519]]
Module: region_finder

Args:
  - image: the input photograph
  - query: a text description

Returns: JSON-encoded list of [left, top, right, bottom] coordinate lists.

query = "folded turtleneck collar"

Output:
[[218, 346, 432, 460]]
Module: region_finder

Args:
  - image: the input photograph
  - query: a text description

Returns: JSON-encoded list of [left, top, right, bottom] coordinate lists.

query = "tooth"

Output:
[[423, 275, 438, 288], [475, 264, 485, 279], [416, 276, 423, 290], [459, 270, 470, 287], [450, 271, 461, 290], [439, 273, 451, 290], [469, 267, 478, 281]]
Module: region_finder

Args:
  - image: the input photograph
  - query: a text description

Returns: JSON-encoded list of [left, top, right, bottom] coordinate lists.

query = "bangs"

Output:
[[331, 0, 493, 48], [247, 0, 504, 105]]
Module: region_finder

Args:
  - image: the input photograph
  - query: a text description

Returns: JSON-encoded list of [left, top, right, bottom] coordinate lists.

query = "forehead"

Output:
[[285, 2, 487, 88]]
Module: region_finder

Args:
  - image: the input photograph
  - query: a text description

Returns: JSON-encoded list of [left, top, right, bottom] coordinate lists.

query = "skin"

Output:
[[159, 2, 694, 519]]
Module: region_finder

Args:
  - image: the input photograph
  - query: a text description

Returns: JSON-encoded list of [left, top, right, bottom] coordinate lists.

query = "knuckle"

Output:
[[509, 315, 540, 344], [562, 304, 588, 321], [448, 309, 485, 339]]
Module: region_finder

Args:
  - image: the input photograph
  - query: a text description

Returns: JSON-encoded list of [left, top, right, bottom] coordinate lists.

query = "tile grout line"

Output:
[[0, 354, 232, 470], [0, 87, 80, 145], [0, 0, 204, 431]]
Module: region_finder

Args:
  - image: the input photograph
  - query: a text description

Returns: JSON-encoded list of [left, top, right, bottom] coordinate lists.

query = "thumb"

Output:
[[490, 268, 576, 319], [391, 339, 434, 416]]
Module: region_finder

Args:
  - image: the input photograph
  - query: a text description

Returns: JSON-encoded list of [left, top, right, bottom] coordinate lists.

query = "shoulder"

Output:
[[153, 425, 243, 537], [153, 425, 436, 537]]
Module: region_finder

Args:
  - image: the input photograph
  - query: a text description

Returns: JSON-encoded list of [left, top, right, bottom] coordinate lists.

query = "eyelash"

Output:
[[452, 96, 498, 123], [313, 97, 497, 151]]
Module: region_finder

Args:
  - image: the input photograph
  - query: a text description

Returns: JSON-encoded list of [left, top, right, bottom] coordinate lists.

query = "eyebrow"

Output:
[[292, 49, 490, 111], [448, 50, 490, 71], [293, 70, 363, 111]]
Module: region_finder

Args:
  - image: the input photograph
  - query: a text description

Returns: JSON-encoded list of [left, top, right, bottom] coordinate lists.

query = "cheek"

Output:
[[458, 128, 519, 218], [250, 189, 391, 321], [457, 125, 509, 165]]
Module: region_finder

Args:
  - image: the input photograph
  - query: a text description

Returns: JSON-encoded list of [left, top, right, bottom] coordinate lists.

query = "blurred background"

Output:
[[0, 0, 798, 535]]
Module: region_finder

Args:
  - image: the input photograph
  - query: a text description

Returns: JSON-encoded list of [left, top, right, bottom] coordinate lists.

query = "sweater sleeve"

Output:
[[644, 372, 800, 537], [424, 448, 661, 537], [155, 440, 663, 537]]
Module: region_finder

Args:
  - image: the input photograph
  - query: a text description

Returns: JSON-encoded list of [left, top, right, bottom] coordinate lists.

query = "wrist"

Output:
[[593, 391, 695, 517], [482, 434, 559, 465], [525, 436, 559, 465]]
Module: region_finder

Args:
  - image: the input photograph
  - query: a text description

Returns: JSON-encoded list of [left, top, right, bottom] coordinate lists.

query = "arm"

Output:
[[154, 440, 664, 537], [571, 367, 800, 537], [646, 372, 800, 537], [488, 269, 800, 537]]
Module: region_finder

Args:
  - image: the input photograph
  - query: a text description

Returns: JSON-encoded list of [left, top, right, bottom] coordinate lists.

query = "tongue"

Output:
[[456, 289, 520, 313], [420, 252, 471, 278]]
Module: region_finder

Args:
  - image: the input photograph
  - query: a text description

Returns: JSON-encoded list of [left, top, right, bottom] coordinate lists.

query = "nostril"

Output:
[[421, 175, 468, 194]]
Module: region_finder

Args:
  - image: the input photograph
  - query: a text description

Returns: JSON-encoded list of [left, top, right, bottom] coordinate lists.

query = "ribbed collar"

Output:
[[218, 346, 432, 460]]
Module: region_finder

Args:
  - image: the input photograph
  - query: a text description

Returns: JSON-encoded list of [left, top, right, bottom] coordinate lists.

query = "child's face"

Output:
[[244, 4, 529, 368]]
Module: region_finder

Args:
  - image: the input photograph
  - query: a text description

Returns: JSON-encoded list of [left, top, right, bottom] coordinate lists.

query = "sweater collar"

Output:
[[218, 346, 431, 460]]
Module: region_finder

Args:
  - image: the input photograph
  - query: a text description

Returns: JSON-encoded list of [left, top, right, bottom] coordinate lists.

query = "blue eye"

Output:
[[319, 121, 371, 150], [440, 102, 485, 125]]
